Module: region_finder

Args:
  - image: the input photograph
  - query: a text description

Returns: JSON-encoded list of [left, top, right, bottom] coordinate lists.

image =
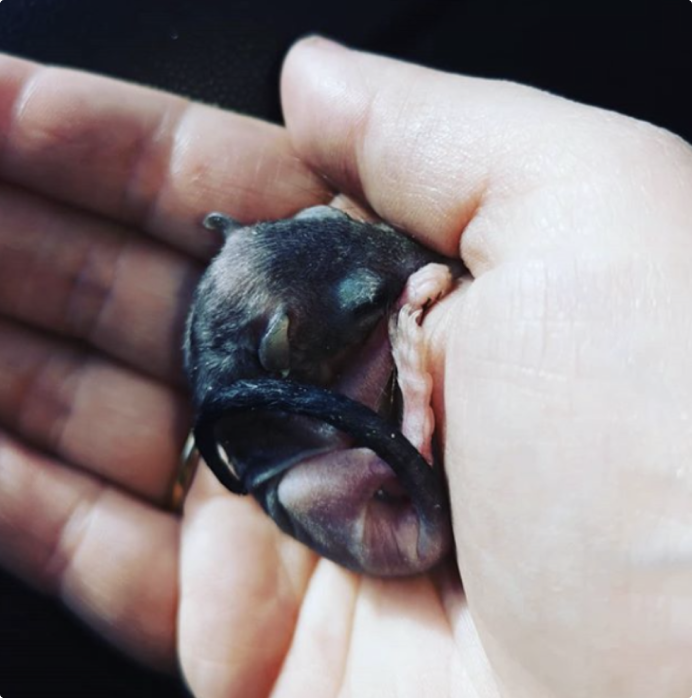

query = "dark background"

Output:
[[0, 0, 690, 696]]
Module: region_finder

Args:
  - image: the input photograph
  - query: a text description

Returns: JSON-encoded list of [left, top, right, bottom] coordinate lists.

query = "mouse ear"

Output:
[[259, 307, 291, 377], [203, 212, 245, 237], [335, 269, 390, 317]]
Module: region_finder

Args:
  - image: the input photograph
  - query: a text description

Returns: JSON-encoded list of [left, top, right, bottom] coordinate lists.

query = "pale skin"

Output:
[[0, 36, 690, 698]]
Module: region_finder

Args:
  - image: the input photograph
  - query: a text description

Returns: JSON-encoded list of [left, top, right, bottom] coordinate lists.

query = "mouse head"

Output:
[[184, 206, 438, 404]]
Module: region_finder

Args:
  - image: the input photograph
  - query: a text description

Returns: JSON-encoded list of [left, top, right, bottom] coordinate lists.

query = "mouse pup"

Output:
[[183, 206, 461, 576]]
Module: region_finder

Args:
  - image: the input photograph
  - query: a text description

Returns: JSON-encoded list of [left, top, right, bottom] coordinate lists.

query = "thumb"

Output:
[[281, 37, 688, 267], [281, 36, 507, 259]]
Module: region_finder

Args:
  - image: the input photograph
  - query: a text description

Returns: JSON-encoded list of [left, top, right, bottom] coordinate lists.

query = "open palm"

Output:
[[1, 40, 691, 698], [0, 46, 483, 698]]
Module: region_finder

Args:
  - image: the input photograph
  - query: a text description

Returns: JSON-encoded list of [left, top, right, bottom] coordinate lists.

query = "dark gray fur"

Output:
[[184, 206, 442, 403], [184, 206, 457, 575]]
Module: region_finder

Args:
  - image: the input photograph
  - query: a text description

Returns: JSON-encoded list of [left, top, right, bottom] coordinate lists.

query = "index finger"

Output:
[[0, 53, 331, 258]]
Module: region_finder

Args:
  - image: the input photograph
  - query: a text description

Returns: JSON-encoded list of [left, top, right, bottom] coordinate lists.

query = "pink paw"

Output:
[[390, 263, 456, 464], [396, 262, 454, 310]]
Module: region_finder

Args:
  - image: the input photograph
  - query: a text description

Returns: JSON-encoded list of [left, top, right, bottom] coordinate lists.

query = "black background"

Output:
[[0, 0, 690, 696]]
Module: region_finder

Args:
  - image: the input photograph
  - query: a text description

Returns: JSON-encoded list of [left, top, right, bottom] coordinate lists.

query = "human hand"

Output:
[[0, 50, 327, 693], [280, 38, 692, 697], [2, 37, 692, 698]]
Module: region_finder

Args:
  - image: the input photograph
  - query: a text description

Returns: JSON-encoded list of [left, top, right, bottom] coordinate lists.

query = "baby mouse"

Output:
[[184, 205, 461, 576]]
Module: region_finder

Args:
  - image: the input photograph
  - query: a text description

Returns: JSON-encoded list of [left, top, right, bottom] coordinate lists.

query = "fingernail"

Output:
[[298, 35, 349, 53]]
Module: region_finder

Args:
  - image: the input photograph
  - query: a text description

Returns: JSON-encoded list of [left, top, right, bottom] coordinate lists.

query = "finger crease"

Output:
[[131, 98, 195, 232], [64, 233, 129, 341], [16, 350, 91, 459], [43, 479, 106, 594]]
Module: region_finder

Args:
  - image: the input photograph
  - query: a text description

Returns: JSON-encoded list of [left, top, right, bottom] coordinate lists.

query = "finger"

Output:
[[0, 183, 199, 383], [0, 319, 189, 501], [280, 37, 520, 259], [179, 467, 317, 698], [0, 432, 179, 670], [281, 38, 684, 266], [0, 53, 331, 258], [270, 562, 358, 697]]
